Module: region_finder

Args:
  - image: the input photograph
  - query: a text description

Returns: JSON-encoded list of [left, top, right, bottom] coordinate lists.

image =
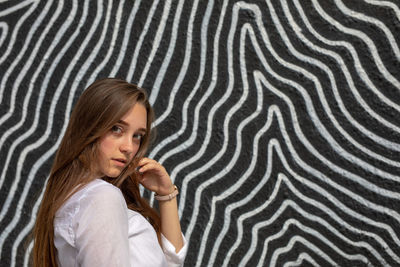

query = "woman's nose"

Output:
[[120, 138, 134, 154]]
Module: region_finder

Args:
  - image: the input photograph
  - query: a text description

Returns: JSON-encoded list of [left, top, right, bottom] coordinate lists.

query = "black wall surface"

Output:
[[1, 0, 400, 266]]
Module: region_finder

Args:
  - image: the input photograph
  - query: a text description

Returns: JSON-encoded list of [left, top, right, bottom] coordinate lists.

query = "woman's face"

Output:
[[96, 103, 147, 178]]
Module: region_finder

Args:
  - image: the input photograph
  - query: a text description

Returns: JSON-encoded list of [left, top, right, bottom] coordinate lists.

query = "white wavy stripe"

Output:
[[286, 218, 367, 263], [216, 102, 400, 264], [173, 0, 248, 226], [147, 0, 186, 106], [152, 7, 210, 159], [0, 0, 63, 209], [0, 22, 8, 47], [23, 241, 33, 267], [0, 0, 35, 17], [282, 252, 320, 267], [278, 0, 400, 159], [13, 178, 47, 267], [281, 180, 389, 265], [86, 0, 125, 85], [137, 0, 171, 87], [281, 0, 400, 166], [236, 157, 283, 266], [0, 0, 74, 209], [268, 235, 337, 267], [253, 2, 400, 180], [236, 164, 284, 266], [148, 0, 214, 157], [3, 3, 102, 258], [187, 7, 391, 262], [146, 0, 197, 126], [364, 0, 400, 21], [145, 0, 187, 173], [143, 0, 199, 201], [278, 126, 400, 262], [271, 0, 400, 170], [193, 81, 256, 265], [217, 22, 400, 242], [166, 0, 231, 217], [218, 108, 277, 267], [227, 154, 390, 266], [293, 0, 400, 118], [0, 0, 106, 223], [270, 117, 400, 257], [147, 0, 204, 192], [245, 18, 400, 197], [0, 0, 53, 142], [148, 0, 212, 207], [271, 199, 381, 266], [0, 1, 398, 265], [0, 0, 105, 254], [311, 0, 400, 90], [335, 0, 400, 60], [217, 126, 391, 265], [126, 0, 159, 82], [195, 23, 264, 265], [272, 243, 325, 267], [150, 0, 232, 212], [148, 0, 208, 162], [0, 0, 37, 92], [256, 76, 400, 248], [204, 22, 266, 266], [237, 192, 336, 267], [109, 0, 142, 77]]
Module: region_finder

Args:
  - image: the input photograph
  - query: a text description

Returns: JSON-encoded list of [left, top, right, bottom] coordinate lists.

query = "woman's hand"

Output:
[[137, 158, 185, 252], [136, 158, 174, 195]]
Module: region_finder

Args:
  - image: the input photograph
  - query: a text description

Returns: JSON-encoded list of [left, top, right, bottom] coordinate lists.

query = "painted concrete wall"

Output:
[[0, 0, 399, 266]]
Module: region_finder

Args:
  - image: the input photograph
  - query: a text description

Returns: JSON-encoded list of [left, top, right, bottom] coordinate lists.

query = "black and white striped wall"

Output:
[[1, 0, 399, 266]]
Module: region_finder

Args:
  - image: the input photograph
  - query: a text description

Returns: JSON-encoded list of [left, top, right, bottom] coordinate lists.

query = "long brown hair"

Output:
[[32, 78, 160, 267]]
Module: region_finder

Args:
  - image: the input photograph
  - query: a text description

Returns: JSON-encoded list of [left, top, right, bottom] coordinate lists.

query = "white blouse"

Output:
[[54, 179, 188, 267]]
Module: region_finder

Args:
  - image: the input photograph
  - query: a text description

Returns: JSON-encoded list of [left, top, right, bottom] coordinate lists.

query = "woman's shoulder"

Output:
[[82, 178, 121, 195], [54, 179, 129, 248], [70, 179, 122, 201], [56, 179, 124, 218]]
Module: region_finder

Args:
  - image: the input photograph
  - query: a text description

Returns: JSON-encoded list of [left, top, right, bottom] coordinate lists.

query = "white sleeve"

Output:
[[73, 184, 131, 267], [161, 233, 188, 267]]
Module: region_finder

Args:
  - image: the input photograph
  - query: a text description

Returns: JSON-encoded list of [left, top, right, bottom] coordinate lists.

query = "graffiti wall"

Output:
[[0, 0, 399, 266]]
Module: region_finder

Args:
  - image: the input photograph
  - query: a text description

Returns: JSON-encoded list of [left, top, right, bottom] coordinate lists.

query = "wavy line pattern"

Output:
[[0, 0, 399, 266]]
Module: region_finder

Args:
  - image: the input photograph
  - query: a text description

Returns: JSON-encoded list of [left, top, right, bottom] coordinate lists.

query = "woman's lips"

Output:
[[112, 158, 127, 167]]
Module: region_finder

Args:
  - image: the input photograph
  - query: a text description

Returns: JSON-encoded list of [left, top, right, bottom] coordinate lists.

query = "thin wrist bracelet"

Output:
[[155, 185, 179, 201]]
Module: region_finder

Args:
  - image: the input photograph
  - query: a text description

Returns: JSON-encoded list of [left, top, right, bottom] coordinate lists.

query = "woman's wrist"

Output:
[[155, 185, 179, 201], [156, 184, 175, 195]]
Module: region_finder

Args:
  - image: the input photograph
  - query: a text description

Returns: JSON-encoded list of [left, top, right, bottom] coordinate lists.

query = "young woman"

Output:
[[32, 78, 187, 267]]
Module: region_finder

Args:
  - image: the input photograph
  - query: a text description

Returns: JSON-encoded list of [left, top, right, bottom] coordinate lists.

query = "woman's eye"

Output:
[[111, 125, 122, 134], [133, 133, 143, 141]]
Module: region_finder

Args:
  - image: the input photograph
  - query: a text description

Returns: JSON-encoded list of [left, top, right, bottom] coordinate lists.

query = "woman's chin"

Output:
[[102, 169, 123, 178]]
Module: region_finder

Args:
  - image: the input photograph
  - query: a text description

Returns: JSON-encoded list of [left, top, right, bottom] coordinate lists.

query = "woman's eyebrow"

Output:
[[117, 120, 129, 126], [117, 120, 147, 133]]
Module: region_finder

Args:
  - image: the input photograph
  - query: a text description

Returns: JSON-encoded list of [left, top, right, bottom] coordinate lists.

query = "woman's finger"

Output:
[[137, 158, 157, 168], [137, 162, 156, 173], [137, 159, 164, 172]]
